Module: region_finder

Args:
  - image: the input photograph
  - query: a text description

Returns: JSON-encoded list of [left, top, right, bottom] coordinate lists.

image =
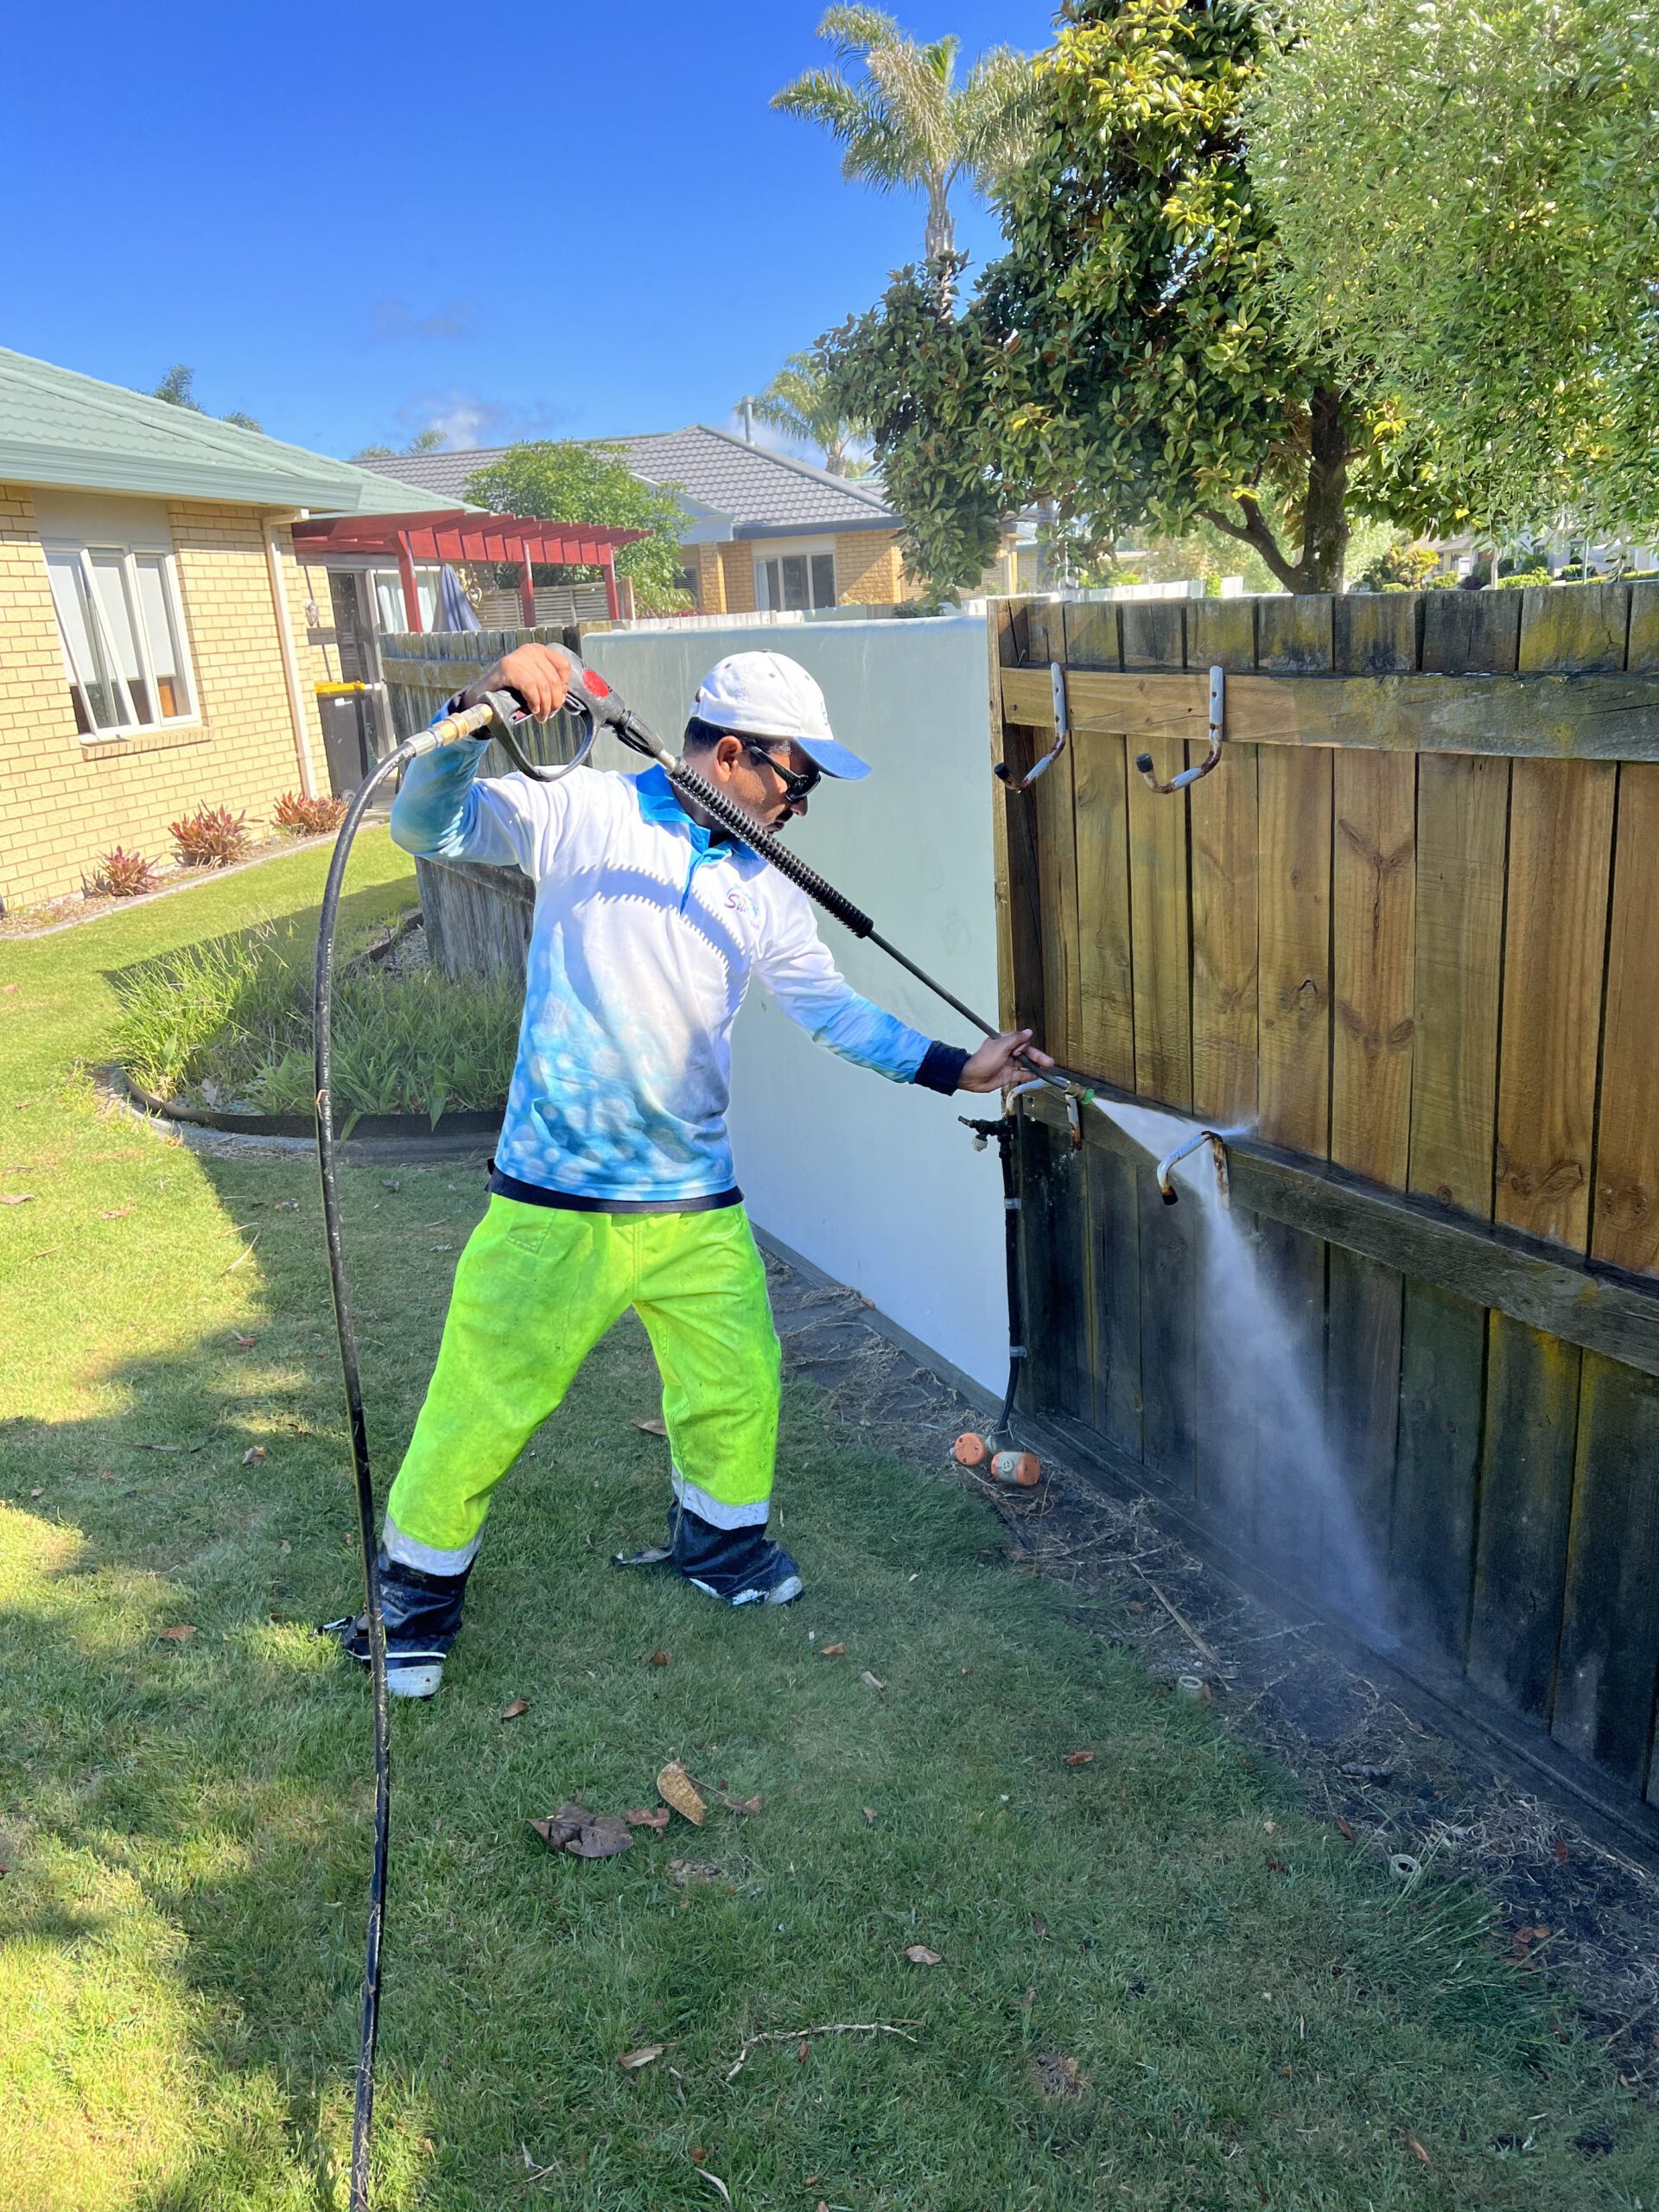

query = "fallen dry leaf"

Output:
[[499, 1698, 530, 1721], [797, 2037, 810, 2063], [617, 2044, 664, 2070], [650, 1649, 671, 1667], [1, 1193, 35, 1205], [531, 1802, 592, 1852], [696, 2168, 733, 2208], [1062, 1750, 1095, 1767], [903, 1944, 944, 1967], [723, 1793, 763, 1816], [569, 1815, 633, 1859], [690, 2147, 709, 2165], [1030, 1910, 1050, 1938], [1266, 1858, 1289, 1875], [1127, 1599, 1145, 1613], [1554, 1838, 1569, 1864], [243, 1446, 266, 1465], [156, 1625, 196, 1643], [819, 1642, 847, 1657], [231, 1332, 257, 1349], [1335, 1816, 1357, 1841], [29, 1486, 43, 1498], [623, 1805, 671, 1831], [861, 1806, 877, 1826], [657, 1760, 707, 1827], [1406, 2133, 1431, 2166], [99, 1207, 135, 1221], [858, 1670, 886, 1694], [1036, 2051, 1090, 2098], [633, 1416, 669, 1436]]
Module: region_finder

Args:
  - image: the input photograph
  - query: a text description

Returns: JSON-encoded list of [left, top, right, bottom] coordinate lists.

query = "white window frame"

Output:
[[45, 538, 197, 741], [753, 538, 838, 613]]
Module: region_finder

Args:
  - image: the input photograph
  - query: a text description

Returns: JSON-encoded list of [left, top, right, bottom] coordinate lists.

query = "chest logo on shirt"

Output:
[[724, 887, 760, 927]]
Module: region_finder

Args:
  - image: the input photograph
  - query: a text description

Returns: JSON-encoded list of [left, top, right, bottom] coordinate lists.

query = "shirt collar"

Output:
[[631, 766, 767, 874]]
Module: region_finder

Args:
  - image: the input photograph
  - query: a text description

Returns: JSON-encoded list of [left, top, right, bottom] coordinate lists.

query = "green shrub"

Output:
[[1491, 568, 1554, 590], [1356, 541, 1442, 593], [113, 918, 518, 1131]]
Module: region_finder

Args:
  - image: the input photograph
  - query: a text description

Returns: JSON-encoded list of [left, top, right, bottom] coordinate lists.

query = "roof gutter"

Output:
[[264, 516, 320, 799]]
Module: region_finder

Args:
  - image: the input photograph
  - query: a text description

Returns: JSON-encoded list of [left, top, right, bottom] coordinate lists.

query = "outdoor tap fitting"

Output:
[[1154, 1128, 1230, 1209]]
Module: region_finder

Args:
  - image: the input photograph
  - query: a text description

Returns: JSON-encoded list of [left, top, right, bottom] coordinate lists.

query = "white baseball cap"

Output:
[[691, 652, 871, 780]]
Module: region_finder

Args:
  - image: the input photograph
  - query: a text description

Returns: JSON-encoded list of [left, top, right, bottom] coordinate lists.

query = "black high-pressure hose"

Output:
[[313, 665, 1075, 2205]]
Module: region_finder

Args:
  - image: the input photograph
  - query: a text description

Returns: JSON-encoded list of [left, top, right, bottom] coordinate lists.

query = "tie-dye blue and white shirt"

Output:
[[390, 741, 963, 1209]]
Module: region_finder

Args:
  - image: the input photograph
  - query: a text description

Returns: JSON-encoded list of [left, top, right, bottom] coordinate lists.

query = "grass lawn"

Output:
[[3, 839, 1656, 2211]]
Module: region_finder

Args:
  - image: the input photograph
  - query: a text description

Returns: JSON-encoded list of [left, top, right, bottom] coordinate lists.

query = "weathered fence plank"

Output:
[[1331, 750, 1416, 1190], [1467, 1315, 1581, 1723], [1032, 740, 1083, 1065], [1392, 1279, 1486, 1659], [1071, 730, 1136, 1090], [1494, 759, 1616, 1253], [1324, 1244, 1402, 1569], [1592, 762, 1659, 1276], [1187, 738, 1259, 1126], [1135, 1155, 1198, 1490], [1256, 747, 1332, 1154], [1407, 754, 1508, 1218], [1551, 1354, 1659, 1790], [1127, 742, 1192, 1108], [1088, 1141, 1144, 1461]]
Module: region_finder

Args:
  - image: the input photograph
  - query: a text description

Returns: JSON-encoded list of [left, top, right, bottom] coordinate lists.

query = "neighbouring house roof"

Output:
[[0, 346, 444, 516], [357, 423, 899, 538]]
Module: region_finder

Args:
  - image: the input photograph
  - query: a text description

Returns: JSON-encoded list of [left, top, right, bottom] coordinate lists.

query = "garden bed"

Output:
[[0, 829, 340, 939], [110, 910, 518, 1136]]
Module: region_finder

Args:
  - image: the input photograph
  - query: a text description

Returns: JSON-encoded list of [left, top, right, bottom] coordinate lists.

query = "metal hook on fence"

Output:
[[1135, 666, 1226, 795], [1154, 1127, 1230, 1209], [995, 663, 1069, 792]]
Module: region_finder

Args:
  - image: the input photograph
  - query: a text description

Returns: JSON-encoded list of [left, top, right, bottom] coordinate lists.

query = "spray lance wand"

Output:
[[311, 657, 1096, 2209]]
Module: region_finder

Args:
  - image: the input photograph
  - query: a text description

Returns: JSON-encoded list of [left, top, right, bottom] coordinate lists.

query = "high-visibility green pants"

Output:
[[382, 1196, 781, 1575]]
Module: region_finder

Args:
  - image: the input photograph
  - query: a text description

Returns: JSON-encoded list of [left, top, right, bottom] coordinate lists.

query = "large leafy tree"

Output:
[[773, 6, 1035, 261], [821, 0, 1446, 595], [747, 353, 870, 476], [1248, 0, 1659, 537], [464, 442, 690, 613]]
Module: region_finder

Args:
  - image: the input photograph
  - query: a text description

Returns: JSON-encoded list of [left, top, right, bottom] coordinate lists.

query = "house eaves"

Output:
[[0, 346, 448, 518]]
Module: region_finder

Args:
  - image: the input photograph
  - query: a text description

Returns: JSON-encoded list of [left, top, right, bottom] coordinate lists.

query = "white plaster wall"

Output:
[[584, 616, 1007, 1391]]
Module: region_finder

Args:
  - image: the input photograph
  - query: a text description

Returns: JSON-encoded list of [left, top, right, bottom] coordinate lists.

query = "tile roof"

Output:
[[0, 346, 442, 516], [358, 424, 899, 536]]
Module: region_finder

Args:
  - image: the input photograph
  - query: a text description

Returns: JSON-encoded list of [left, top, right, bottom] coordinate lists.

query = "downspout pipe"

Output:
[[265, 515, 319, 800]]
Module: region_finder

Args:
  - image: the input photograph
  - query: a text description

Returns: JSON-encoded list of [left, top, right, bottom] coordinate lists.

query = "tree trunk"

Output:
[[925, 176, 956, 263], [1199, 388, 1353, 593], [1300, 386, 1351, 592]]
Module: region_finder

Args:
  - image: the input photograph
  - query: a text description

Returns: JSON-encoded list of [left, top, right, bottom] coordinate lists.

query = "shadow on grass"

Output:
[[5, 1146, 1659, 2211]]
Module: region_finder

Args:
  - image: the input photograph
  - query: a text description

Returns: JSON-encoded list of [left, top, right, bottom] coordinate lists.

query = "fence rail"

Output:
[[993, 586, 1659, 1816]]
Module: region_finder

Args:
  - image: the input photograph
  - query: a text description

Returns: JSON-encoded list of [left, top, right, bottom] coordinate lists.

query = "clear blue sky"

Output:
[[7, 0, 1057, 464]]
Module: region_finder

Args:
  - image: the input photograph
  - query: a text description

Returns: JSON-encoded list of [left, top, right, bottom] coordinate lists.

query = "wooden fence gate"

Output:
[[992, 586, 1659, 1817]]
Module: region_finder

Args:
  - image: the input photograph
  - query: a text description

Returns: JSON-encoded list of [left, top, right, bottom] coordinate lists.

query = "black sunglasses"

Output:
[[743, 741, 820, 802]]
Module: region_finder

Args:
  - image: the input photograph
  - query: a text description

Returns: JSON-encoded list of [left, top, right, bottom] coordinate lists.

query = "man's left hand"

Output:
[[958, 1029, 1054, 1093]]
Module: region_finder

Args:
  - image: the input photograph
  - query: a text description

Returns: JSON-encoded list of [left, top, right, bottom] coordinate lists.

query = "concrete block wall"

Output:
[[0, 487, 318, 912]]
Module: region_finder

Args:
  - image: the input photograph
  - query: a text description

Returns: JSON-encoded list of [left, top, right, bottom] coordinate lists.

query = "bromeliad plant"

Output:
[[84, 847, 162, 898], [169, 804, 251, 868], [274, 790, 349, 836]]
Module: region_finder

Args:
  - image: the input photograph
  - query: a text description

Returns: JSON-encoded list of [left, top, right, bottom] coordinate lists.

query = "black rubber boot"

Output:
[[613, 1503, 802, 1605], [321, 1548, 472, 1699]]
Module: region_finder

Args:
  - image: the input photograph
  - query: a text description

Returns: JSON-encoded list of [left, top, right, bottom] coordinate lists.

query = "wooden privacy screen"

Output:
[[991, 586, 1659, 1812]]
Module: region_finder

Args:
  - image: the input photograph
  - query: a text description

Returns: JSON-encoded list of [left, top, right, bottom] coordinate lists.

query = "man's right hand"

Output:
[[484, 642, 573, 721]]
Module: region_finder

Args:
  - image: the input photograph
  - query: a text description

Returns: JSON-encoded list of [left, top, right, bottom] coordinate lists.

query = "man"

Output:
[[327, 643, 1048, 1697]]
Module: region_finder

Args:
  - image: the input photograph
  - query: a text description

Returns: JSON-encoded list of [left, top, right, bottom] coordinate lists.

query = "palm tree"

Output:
[[747, 355, 870, 477], [772, 7, 1035, 263]]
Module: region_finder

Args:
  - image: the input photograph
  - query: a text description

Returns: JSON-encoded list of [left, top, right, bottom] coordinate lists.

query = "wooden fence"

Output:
[[992, 585, 1659, 1813]]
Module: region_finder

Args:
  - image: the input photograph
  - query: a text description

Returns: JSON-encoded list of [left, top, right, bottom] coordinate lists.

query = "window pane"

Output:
[[46, 550, 123, 730], [755, 559, 779, 611], [135, 555, 186, 718], [91, 552, 152, 722], [810, 552, 836, 607], [780, 555, 810, 611]]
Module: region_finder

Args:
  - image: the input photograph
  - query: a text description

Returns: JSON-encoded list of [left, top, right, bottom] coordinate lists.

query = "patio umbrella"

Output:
[[435, 563, 481, 632]]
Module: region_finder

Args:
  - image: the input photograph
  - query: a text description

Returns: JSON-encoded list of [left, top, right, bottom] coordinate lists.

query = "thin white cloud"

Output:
[[370, 297, 479, 343], [390, 390, 575, 451]]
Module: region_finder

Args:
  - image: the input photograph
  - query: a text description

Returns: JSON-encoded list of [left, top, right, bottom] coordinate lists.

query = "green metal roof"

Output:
[[0, 346, 446, 517]]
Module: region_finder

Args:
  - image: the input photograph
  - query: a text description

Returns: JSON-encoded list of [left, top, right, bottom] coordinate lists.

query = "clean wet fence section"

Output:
[[993, 584, 1659, 1813]]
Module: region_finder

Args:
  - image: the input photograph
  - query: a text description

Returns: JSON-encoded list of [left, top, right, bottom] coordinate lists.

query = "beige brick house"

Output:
[[0, 346, 437, 913], [360, 424, 912, 616]]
